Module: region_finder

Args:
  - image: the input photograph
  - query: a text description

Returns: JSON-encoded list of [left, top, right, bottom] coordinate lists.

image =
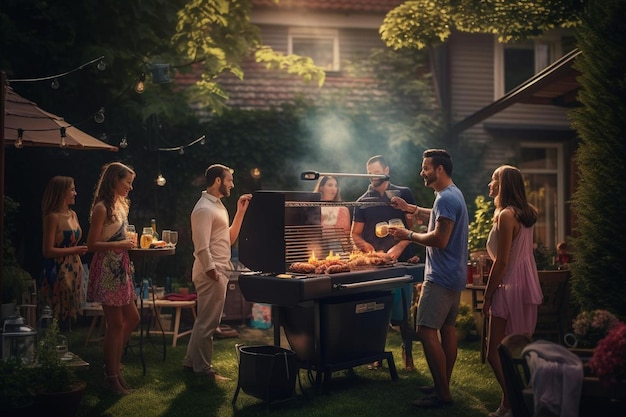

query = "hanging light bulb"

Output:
[[251, 168, 262, 179], [51, 78, 60, 89], [178, 148, 185, 155], [60, 127, 67, 148], [135, 72, 146, 94], [119, 136, 128, 149], [155, 174, 167, 186], [94, 107, 105, 123], [15, 129, 24, 149], [97, 59, 106, 71]]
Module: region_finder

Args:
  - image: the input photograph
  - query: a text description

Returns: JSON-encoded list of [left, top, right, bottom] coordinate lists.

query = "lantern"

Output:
[[2, 315, 37, 365]]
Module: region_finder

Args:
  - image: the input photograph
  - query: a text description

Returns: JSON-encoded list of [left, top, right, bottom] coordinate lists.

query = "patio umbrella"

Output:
[[1, 79, 117, 304], [3, 86, 118, 151]]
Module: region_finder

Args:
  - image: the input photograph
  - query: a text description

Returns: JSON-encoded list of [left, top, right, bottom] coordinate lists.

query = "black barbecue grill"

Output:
[[237, 191, 424, 390]]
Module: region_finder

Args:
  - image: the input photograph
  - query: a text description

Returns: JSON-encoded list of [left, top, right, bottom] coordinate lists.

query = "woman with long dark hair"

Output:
[[86, 162, 140, 395], [483, 165, 543, 417]]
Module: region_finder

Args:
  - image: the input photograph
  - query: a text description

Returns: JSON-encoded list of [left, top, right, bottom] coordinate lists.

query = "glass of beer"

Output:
[[126, 224, 138, 247], [375, 222, 389, 238], [388, 218, 404, 229], [140, 227, 154, 249]]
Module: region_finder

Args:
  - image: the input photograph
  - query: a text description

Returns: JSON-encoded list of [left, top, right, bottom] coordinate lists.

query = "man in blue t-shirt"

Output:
[[390, 149, 469, 409], [352, 155, 418, 370]]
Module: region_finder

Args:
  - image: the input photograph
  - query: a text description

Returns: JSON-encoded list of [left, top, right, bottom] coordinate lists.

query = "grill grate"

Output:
[[285, 225, 354, 264]]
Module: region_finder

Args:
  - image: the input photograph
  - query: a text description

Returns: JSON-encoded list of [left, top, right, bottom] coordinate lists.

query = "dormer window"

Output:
[[288, 28, 340, 71]]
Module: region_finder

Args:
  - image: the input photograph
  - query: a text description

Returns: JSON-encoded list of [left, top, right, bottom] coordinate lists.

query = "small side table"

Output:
[[129, 247, 175, 375], [143, 299, 197, 347], [466, 284, 487, 363], [82, 303, 105, 347]]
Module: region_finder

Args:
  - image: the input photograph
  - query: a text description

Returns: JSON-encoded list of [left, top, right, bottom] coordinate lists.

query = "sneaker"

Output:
[[488, 405, 511, 417]]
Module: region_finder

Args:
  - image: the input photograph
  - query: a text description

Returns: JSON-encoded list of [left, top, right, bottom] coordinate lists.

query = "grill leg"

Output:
[[384, 352, 398, 380]]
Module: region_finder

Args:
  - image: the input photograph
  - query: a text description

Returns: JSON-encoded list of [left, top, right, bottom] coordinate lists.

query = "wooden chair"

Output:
[[498, 334, 534, 417], [533, 270, 570, 343]]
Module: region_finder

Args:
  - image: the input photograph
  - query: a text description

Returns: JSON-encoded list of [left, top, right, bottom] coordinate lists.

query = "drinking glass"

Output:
[[162, 230, 171, 245], [385, 190, 400, 200], [375, 222, 389, 238], [126, 224, 137, 247], [388, 218, 405, 229], [141, 227, 154, 249], [169, 231, 178, 247]]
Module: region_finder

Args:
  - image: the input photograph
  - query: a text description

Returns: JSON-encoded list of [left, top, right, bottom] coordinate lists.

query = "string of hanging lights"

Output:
[[7, 56, 106, 89], [157, 134, 206, 154]]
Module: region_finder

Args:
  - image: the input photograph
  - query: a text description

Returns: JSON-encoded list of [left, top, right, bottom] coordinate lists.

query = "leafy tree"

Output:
[[569, 0, 626, 317], [380, 0, 585, 49]]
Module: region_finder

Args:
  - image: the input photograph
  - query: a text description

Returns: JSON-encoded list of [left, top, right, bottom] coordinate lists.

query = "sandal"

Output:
[[104, 365, 132, 392], [103, 374, 130, 395], [412, 394, 454, 408], [367, 361, 381, 370]]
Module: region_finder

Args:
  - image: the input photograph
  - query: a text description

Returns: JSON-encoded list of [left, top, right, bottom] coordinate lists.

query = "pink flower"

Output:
[[588, 322, 626, 383]]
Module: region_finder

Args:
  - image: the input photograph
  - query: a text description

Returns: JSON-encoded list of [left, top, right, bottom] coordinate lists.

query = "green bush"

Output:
[[456, 302, 476, 332], [468, 195, 494, 253]]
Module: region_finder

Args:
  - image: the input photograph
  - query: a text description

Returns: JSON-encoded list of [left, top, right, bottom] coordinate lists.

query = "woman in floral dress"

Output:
[[40, 176, 89, 328], [86, 162, 139, 395]]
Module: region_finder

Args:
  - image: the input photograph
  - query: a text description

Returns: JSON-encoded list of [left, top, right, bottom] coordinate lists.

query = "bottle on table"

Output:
[[151, 218, 159, 240]]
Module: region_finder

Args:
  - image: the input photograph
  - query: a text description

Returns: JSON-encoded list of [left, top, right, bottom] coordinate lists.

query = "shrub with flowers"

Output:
[[572, 309, 620, 347], [587, 322, 626, 383]]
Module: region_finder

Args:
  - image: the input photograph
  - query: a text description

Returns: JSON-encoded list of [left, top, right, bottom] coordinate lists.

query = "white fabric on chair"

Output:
[[522, 340, 583, 417]]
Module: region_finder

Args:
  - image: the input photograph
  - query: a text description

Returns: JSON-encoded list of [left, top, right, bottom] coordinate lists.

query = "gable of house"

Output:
[[442, 30, 579, 250]]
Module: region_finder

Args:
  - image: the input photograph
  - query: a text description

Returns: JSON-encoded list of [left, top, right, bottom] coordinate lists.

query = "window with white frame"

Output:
[[519, 143, 565, 252], [288, 28, 339, 71], [494, 33, 576, 98]]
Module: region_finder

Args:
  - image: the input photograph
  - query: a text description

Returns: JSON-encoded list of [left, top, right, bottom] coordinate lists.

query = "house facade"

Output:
[[180, 1, 578, 252], [441, 30, 579, 251]]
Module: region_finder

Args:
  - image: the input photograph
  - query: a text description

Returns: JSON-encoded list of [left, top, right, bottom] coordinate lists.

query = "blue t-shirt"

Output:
[[424, 184, 469, 291], [353, 183, 417, 261]]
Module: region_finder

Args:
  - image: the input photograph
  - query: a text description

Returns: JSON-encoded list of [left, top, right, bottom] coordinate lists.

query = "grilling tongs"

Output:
[[300, 171, 390, 181]]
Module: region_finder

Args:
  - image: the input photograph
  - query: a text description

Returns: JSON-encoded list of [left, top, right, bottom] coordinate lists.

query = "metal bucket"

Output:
[[232, 344, 298, 404]]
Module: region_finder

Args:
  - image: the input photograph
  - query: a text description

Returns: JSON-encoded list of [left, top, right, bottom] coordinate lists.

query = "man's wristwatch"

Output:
[[408, 231, 414, 241]]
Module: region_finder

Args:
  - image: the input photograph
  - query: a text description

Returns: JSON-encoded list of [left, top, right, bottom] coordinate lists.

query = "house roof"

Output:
[[251, 0, 404, 13], [449, 48, 582, 136]]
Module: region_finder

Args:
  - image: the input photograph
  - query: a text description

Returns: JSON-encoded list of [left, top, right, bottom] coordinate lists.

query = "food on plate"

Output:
[[149, 240, 167, 248]]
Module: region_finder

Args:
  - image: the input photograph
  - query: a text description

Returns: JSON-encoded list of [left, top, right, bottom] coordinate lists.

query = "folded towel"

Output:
[[522, 340, 583, 417]]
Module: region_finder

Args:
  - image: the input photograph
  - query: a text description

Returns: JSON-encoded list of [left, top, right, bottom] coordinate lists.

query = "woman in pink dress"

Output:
[[483, 165, 543, 417], [86, 162, 140, 395]]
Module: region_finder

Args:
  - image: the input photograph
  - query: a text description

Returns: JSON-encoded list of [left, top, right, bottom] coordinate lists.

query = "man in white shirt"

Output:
[[183, 164, 251, 381]]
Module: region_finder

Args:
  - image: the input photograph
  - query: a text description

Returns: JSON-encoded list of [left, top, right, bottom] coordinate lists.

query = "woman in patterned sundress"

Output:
[[40, 176, 89, 329], [86, 162, 140, 395]]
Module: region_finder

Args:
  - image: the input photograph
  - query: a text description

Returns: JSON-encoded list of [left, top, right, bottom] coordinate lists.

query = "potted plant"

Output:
[[29, 318, 86, 416], [0, 357, 36, 415], [2, 196, 33, 319], [455, 302, 476, 341]]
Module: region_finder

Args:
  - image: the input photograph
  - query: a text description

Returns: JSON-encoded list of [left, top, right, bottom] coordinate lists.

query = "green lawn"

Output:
[[66, 318, 500, 417]]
